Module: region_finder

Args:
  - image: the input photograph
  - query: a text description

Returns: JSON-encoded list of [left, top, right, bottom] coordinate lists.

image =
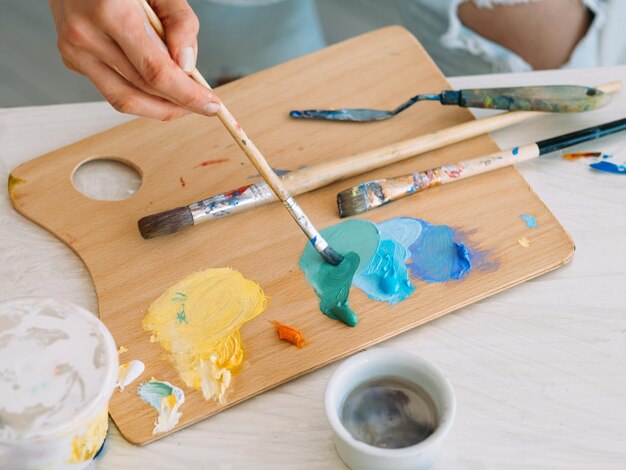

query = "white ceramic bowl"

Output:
[[325, 349, 456, 470]]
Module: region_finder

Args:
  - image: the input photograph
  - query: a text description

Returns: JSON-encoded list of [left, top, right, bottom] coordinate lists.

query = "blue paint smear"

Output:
[[407, 222, 471, 282], [590, 161, 626, 174], [519, 214, 537, 228], [354, 217, 422, 304], [452, 228, 499, 273], [354, 239, 414, 304], [512, 147, 519, 155]]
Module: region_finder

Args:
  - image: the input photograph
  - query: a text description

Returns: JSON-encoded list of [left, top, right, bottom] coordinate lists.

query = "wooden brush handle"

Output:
[[281, 80, 621, 195], [435, 143, 540, 184], [138, 0, 291, 202], [370, 143, 541, 206]]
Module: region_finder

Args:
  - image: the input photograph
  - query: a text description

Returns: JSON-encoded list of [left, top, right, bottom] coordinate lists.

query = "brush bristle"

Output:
[[336, 184, 371, 218], [138, 206, 194, 239], [320, 246, 344, 266]]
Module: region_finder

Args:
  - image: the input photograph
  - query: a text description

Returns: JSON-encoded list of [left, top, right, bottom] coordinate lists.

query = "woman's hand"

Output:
[[49, 0, 220, 120]]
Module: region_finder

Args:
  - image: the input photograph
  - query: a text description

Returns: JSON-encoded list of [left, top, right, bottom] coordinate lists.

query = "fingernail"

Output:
[[179, 46, 195, 73], [204, 102, 221, 115]]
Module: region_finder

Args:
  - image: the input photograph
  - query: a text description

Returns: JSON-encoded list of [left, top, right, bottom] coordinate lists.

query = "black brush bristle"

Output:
[[336, 185, 369, 218], [138, 206, 194, 239], [320, 246, 344, 266]]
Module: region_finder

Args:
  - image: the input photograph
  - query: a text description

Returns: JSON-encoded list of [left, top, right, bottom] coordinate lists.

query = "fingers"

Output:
[[49, 0, 219, 119], [72, 46, 189, 120], [149, 0, 199, 73], [104, 4, 221, 116]]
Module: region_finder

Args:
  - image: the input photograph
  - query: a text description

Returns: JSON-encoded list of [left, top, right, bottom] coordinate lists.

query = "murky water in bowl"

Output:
[[340, 376, 438, 449]]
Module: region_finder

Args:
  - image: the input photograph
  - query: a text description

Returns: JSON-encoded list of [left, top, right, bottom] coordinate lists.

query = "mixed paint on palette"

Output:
[[138, 216, 479, 432], [299, 217, 472, 327], [143, 268, 268, 405], [138, 379, 186, 435]]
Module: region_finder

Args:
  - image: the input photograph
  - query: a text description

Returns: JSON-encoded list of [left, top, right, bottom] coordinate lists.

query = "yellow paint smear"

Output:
[[143, 268, 268, 403], [518, 237, 531, 248], [7, 175, 26, 195], [69, 408, 108, 463]]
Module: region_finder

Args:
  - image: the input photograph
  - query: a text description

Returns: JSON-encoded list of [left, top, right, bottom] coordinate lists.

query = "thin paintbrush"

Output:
[[138, 81, 622, 238], [337, 117, 626, 217], [290, 85, 610, 122], [136, 0, 342, 265]]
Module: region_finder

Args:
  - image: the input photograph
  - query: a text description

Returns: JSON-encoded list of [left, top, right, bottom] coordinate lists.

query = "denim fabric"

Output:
[[191, 0, 325, 83]]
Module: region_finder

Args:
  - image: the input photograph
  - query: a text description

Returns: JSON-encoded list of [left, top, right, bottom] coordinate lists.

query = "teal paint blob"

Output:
[[590, 161, 626, 174], [138, 380, 184, 410], [407, 223, 471, 282], [353, 217, 422, 304], [299, 219, 379, 326], [315, 252, 361, 327], [353, 239, 413, 304], [519, 214, 537, 228]]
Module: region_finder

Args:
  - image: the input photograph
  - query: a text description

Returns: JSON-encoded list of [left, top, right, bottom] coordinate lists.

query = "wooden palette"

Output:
[[9, 27, 573, 445]]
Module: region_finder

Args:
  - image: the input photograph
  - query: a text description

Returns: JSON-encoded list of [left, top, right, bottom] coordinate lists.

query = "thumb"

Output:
[[149, 0, 199, 73]]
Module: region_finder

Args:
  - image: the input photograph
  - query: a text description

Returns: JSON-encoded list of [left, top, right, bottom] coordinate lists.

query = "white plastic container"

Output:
[[0, 298, 118, 469], [325, 349, 456, 470]]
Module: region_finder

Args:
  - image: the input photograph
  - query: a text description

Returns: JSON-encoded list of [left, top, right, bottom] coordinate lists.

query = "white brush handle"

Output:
[[367, 143, 541, 206], [437, 143, 540, 184]]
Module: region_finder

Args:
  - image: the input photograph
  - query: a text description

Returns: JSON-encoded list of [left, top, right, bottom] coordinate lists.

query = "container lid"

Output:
[[0, 298, 118, 440]]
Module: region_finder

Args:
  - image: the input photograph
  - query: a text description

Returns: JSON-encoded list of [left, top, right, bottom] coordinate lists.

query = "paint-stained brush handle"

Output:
[[337, 144, 541, 217], [443, 85, 609, 112], [337, 116, 626, 217]]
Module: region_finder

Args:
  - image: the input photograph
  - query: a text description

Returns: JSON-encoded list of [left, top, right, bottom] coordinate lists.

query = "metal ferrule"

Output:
[[282, 197, 328, 251], [189, 182, 274, 224]]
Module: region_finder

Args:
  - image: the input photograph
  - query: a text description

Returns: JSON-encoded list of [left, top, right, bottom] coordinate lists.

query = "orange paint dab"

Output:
[[562, 152, 601, 160], [270, 321, 305, 349]]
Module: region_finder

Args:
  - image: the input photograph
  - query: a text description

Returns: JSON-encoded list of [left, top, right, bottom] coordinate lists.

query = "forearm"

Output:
[[458, 0, 592, 70]]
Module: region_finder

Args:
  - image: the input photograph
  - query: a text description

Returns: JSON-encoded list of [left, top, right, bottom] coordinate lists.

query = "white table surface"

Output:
[[1, 66, 625, 470]]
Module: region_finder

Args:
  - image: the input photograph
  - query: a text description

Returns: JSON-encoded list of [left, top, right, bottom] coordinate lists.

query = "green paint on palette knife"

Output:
[[461, 86, 606, 113]]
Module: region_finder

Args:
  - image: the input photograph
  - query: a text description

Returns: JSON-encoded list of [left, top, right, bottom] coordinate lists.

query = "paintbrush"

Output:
[[337, 117, 626, 217], [289, 85, 610, 122], [138, 81, 622, 238], [136, 0, 343, 265]]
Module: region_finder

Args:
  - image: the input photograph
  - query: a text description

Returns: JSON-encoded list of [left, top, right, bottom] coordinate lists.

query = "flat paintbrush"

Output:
[[136, 0, 342, 265], [337, 117, 626, 216]]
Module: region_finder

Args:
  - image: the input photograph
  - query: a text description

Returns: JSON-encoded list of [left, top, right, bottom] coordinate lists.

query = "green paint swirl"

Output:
[[299, 220, 379, 327]]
